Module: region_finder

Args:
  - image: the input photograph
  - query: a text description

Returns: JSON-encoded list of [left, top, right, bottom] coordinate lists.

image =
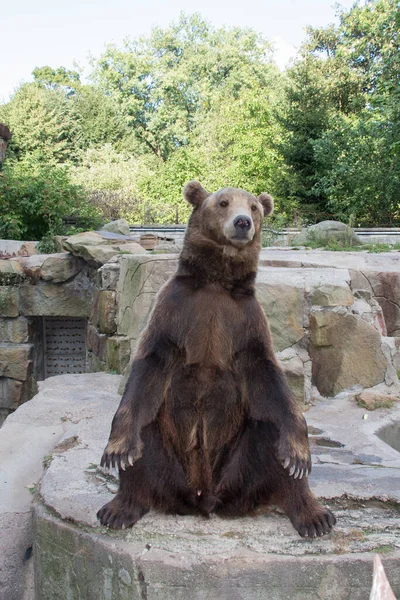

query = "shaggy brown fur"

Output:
[[98, 181, 336, 537]]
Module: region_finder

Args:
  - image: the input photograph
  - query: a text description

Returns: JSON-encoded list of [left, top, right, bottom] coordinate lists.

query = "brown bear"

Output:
[[97, 181, 336, 537]]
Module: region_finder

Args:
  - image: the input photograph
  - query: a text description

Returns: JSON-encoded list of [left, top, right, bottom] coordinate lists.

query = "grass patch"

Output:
[[356, 397, 396, 410], [42, 455, 53, 469], [372, 545, 395, 554]]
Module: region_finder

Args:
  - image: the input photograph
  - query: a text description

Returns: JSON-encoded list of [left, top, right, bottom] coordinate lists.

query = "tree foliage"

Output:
[[0, 3, 399, 235], [282, 0, 400, 224], [0, 157, 101, 240]]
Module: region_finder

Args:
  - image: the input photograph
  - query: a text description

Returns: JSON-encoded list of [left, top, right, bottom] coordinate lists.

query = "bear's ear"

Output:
[[183, 180, 210, 207], [258, 193, 274, 217]]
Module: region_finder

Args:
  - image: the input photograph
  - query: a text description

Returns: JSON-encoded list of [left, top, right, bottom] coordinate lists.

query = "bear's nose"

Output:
[[233, 215, 252, 231]]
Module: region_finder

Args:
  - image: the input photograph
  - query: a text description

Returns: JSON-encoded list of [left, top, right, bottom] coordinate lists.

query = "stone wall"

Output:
[[87, 252, 400, 406], [0, 253, 95, 424], [1, 237, 400, 424]]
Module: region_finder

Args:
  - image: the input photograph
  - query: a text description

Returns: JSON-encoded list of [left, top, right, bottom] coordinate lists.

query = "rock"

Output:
[[115, 242, 146, 254], [15, 254, 47, 281], [0, 259, 25, 286], [356, 390, 397, 411], [309, 308, 387, 396], [86, 325, 108, 362], [19, 269, 93, 317], [63, 231, 108, 249], [71, 244, 119, 267], [351, 296, 387, 336], [292, 221, 362, 247], [311, 284, 354, 307], [18, 241, 39, 257], [99, 262, 120, 291], [0, 343, 33, 380], [277, 347, 305, 405], [359, 271, 400, 337], [101, 219, 131, 236], [0, 316, 30, 343], [91, 290, 117, 335], [31, 375, 400, 600], [0, 373, 122, 600], [116, 255, 178, 342], [0, 286, 19, 317], [256, 283, 304, 352], [106, 336, 131, 373], [154, 242, 181, 253], [40, 254, 85, 283], [393, 338, 400, 374], [0, 378, 25, 409]]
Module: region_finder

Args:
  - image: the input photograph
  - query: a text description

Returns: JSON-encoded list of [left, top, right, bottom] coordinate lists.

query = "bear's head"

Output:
[[183, 181, 274, 250]]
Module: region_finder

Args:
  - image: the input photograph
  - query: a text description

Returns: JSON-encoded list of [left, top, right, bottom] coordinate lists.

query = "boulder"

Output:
[[74, 244, 120, 266], [19, 269, 93, 317], [40, 254, 85, 283], [0, 259, 25, 286], [256, 283, 304, 352], [357, 271, 400, 337], [292, 221, 362, 247], [15, 254, 47, 281], [18, 241, 38, 257], [311, 284, 354, 307], [106, 336, 131, 373], [309, 308, 387, 396], [277, 347, 305, 405], [0, 376, 31, 410], [0, 316, 30, 343], [0, 286, 19, 317], [0, 343, 33, 381], [99, 262, 120, 291], [115, 242, 145, 254], [116, 255, 178, 342], [91, 290, 117, 335], [63, 231, 108, 249], [101, 219, 131, 236], [355, 389, 397, 411]]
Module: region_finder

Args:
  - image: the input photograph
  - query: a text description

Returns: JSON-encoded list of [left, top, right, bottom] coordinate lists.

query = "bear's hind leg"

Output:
[[272, 477, 336, 538], [97, 422, 193, 529], [215, 421, 336, 537], [97, 493, 148, 529]]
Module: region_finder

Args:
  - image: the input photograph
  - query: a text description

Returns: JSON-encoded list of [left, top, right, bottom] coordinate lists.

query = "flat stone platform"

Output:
[[1, 374, 399, 599]]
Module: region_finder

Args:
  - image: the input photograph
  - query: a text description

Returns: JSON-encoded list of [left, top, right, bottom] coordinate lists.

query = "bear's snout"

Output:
[[233, 215, 252, 233]]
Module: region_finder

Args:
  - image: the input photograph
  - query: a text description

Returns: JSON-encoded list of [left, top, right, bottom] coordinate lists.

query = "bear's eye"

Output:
[[219, 200, 228, 208], [251, 205, 258, 212]]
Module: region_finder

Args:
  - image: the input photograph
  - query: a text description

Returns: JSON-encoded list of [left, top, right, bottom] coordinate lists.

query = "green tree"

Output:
[[0, 157, 101, 240], [281, 0, 400, 224], [0, 83, 79, 163], [93, 13, 275, 161]]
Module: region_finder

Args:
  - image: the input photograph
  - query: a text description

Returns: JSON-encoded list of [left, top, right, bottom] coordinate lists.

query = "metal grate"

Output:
[[43, 317, 87, 378]]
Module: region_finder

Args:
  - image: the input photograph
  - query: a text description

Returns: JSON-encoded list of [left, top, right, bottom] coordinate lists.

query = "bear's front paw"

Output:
[[100, 439, 143, 471], [278, 436, 311, 480]]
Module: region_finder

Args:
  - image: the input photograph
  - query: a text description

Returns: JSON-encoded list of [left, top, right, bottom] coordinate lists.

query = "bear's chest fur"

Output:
[[159, 284, 252, 490]]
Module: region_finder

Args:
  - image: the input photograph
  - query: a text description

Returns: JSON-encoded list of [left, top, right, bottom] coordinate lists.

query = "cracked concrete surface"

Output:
[[1, 374, 395, 600], [0, 373, 123, 600]]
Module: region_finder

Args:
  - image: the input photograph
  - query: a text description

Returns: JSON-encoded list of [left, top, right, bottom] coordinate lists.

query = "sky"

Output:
[[1, 0, 356, 102]]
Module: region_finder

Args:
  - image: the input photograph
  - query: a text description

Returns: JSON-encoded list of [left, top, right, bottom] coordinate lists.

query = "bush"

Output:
[[0, 157, 102, 240]]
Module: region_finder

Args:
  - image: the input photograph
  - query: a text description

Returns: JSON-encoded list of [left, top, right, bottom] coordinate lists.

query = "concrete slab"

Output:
[[0, 373, 123, 600], [30, 375, 400, 600], [1, 373, 399, 599], [259, 248, 400, 273]]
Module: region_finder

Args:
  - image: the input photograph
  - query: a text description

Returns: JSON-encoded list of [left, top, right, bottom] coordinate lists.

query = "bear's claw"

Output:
[[97, 495, 148, 529], [100, 449, 138, 471], [280, 455, 311, 480], [292, 506, 336, 538]]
